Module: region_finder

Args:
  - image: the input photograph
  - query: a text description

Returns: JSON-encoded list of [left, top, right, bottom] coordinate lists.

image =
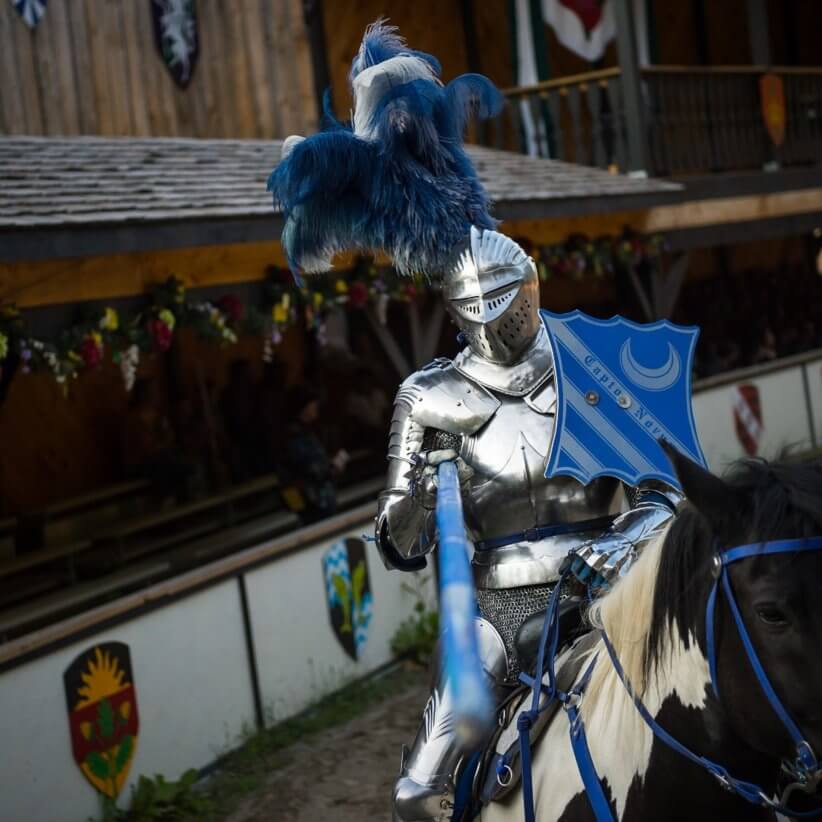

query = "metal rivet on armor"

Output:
[[585, 390, 599, 406], [617, 394, 632, 409]]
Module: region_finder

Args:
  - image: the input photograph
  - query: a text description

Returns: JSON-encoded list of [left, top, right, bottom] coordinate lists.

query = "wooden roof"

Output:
[[0, 137, 681, 262]]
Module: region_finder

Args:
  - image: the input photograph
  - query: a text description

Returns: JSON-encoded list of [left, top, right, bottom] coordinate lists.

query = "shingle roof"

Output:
[[0, 136, 679, 226], [0, 137, 681, 261]]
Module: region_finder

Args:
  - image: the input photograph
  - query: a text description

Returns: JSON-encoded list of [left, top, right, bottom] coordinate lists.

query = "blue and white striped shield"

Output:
[[542, 310, 706, 489]]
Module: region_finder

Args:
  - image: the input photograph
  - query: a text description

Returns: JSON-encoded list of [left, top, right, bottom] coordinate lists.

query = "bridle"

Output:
[[514, 536, 822, 822], [704, 536, 822, 797]]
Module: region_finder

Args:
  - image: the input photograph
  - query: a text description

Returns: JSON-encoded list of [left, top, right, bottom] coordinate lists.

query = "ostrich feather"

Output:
[[267, 20, 503, 277]]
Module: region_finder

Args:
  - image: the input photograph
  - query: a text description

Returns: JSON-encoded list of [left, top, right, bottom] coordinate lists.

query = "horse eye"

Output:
[[756, 606, 789, 627]]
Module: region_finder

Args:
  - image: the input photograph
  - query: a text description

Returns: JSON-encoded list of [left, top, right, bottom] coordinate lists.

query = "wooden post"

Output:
[[613, 0, 648, 174], [746, 0, 771, 65]]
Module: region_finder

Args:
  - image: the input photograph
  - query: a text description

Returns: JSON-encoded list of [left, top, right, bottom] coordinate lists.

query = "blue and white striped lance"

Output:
[[436, 460, 494, 745]]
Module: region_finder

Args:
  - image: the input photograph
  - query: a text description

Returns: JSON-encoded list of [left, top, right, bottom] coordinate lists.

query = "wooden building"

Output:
[[0, 0, 820, 631]]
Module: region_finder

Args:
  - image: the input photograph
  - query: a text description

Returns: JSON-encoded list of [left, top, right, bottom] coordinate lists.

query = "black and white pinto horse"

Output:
[[481, 450, 822, 822]]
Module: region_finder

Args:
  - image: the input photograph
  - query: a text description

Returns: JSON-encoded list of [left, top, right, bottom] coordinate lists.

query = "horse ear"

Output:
[[659, 440, 742, 530]]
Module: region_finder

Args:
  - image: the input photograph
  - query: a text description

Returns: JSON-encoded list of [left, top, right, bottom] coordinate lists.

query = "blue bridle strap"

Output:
[[707, 536, 822, 775]]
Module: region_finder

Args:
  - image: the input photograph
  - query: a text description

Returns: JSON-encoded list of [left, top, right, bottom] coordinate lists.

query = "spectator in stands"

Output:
[[752, 326, 778, 365], [123, 378, 191, 502], [220, 359, 260, 482], [284, 385, 347, 522]]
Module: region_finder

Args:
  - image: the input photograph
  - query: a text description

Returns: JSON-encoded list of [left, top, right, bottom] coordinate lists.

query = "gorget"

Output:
[[453, 324, 553, 397]]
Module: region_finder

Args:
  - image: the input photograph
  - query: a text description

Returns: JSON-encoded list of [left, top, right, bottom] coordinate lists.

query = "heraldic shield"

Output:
[[322, 538, 374, 661], [541, 310, 706, 489], [64, 642, 139, 798]]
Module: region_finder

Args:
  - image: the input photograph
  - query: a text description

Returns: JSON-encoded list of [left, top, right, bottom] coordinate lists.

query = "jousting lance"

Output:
[[435, 460, 495, 746]]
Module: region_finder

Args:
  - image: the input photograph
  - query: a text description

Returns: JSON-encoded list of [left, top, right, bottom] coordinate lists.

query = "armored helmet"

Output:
[[442, 227, 541, 364]]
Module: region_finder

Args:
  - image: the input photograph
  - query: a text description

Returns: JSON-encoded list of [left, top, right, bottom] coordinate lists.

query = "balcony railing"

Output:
[[488, 65, 822, 176]]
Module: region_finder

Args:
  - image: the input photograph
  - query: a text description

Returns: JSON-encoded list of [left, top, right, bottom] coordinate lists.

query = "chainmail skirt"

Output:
[[476, 584, 555, 679]]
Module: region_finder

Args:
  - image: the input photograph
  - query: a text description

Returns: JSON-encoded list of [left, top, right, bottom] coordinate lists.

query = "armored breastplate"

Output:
[[451, 328, 625, 589], [458, 378, 623, 588]]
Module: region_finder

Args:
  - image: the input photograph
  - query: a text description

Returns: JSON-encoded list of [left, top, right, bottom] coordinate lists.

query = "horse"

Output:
[[479, 448, 822, 822]]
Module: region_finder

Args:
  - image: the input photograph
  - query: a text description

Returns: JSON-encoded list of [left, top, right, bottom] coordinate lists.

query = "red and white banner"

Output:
[[542, 0, 616, 62], [732, 383, 763, 456]]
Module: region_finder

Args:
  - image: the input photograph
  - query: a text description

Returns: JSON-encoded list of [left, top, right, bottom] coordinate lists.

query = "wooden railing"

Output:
[[490, 65, 822, 176]]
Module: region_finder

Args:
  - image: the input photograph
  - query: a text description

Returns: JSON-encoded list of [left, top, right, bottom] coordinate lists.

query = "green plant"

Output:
[[113, 770, 212, 821], [391, 577, 439, 665]]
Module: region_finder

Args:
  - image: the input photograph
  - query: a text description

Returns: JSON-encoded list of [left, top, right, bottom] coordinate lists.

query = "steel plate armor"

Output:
[[376, 227, 681, 822]]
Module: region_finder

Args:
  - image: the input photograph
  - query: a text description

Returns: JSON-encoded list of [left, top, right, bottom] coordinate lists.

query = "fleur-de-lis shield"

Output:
[[322, 538, 373, 661]]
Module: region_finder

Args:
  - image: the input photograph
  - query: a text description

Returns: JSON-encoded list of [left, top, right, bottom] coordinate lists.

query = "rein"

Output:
[[514, 536, 822, 822]]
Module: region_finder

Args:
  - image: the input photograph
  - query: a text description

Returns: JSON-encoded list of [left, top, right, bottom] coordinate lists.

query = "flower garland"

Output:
[[0, 232, 666, 393]]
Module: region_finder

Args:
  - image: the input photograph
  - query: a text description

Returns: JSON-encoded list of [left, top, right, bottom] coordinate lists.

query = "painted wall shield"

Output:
[[322, 537, 373, 661], [9, 0, 48, 29], [64, 642, 139, 798], [732, 383, 763, 456], [542, 309, 706, 489], [150, 0, 199, 88], [760, 73, 786, 147]]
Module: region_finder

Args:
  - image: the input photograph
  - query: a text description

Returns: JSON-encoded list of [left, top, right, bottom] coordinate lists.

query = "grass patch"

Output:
[[198, 664, 423, 820]]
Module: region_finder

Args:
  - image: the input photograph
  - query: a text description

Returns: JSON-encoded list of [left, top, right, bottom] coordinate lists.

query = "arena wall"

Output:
[[0, 350, 819, 822]]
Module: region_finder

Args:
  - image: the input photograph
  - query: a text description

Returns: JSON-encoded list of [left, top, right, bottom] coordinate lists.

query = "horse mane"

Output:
[[587, 456, 822, 703]]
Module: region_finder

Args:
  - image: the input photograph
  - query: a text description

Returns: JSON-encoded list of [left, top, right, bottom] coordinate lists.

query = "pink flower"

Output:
[[348, 280, 369, 309], [149, 318, 173, 351], [218, 295, 244, 323], [79, 336, 103, 368]]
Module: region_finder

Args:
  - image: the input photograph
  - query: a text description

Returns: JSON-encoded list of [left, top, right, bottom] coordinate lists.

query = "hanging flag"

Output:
[[542, 0, 616, 62], [760, 73, 786, 147], [9, 0, 48, 28], [150, 0, 199, 88], [732, 383, 763, 456]]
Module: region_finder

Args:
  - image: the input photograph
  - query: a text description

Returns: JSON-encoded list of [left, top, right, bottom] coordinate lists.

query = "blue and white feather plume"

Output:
[[267, 20, 503, 278]]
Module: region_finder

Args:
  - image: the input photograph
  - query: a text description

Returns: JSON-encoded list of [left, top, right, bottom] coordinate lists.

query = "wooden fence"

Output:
[[0, 0, 317, 139]]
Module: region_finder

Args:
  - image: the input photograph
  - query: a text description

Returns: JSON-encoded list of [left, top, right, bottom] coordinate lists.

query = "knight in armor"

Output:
[[267, 22, 682, 822], [375, 226, 681, 821]]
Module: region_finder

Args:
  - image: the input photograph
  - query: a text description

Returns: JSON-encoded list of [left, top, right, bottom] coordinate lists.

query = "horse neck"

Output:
[[578, 531, 782, 819]]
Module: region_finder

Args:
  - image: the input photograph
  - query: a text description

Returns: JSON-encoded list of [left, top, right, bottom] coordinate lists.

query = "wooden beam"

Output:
[[503, 187, 822, 245], [3, 188, 820, 309], [0, 240, 288, 308]]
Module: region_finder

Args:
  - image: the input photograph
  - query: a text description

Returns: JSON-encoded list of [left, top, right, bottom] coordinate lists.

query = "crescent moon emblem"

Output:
[[619, 339, 681, 391]]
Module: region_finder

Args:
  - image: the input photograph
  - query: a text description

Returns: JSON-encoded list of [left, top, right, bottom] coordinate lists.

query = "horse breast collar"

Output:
[[513, 537, 822, 822]]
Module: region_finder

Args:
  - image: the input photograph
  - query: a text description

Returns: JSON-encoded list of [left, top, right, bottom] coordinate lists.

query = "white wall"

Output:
[[0, 517, 433, 822], [693, 359, 818, 473], [247, 525, 432, 724]]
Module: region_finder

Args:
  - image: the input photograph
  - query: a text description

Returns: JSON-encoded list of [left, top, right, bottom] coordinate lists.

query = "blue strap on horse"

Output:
[[706, 536, 822, 779], [588, 535, 822, 819], [513, 535, 822, 822], [510, 565, 574, 822]]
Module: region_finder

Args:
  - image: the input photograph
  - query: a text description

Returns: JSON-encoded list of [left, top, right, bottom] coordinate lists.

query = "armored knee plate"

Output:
[[393, 618, 508, 822]]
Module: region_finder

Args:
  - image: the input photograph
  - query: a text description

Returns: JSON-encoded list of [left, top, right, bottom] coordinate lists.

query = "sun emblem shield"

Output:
[[64, 642, 139, 798], [542, 309, 706, 489], [322, 538, 373, 661]]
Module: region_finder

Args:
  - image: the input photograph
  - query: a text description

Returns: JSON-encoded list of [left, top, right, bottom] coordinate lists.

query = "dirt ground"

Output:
[[224, 673, 429, 822]]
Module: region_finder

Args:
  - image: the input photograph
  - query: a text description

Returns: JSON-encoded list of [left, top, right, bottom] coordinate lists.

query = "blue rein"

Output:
[[515, 535, 822, 822]]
